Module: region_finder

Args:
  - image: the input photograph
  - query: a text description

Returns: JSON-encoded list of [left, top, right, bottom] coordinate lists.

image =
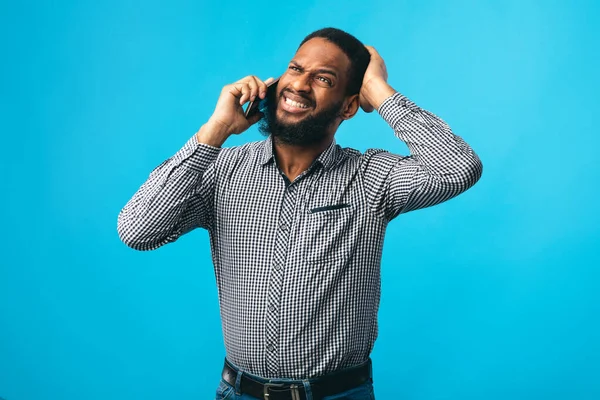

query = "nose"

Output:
[[289, 73, 312, 93]]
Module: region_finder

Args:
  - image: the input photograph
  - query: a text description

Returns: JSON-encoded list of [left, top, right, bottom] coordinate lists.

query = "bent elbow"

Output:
[[442, 155, 483, 194], [117, 211, 161, 251], [465, 155, 483, 188], [474, 155, 484, 184]]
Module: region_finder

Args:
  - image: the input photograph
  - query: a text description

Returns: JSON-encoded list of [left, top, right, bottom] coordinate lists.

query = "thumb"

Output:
[[247, 111, 263, 126]]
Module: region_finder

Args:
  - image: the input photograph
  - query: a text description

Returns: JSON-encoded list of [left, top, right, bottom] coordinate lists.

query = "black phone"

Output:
[[244, 77, 280, 119]]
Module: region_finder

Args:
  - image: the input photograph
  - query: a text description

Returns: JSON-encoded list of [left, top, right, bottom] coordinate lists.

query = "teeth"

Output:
[[285, 97, 309, 109]]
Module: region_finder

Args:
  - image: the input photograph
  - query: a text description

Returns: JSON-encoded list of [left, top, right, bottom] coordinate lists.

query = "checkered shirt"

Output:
[[117, 92, 483, 379]]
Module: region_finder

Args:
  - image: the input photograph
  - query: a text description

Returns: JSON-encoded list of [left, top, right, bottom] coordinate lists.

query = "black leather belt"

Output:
[[221, 358, 372, 400]]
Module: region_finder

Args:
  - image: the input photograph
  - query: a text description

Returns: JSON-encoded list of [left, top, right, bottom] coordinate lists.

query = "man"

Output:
[[118, 28, 482, 400]]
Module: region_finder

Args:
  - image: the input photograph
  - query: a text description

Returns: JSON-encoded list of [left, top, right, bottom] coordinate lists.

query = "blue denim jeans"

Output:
[[214, 360, 375, 400]]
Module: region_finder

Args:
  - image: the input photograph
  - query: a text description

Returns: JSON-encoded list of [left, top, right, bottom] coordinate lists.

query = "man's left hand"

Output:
[[359, 46, 396, 113]]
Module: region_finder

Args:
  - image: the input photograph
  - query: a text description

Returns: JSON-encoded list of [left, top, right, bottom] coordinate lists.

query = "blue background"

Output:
[[1, 0, 599, 399]]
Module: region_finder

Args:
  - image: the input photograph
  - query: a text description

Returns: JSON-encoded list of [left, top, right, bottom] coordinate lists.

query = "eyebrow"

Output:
[[290, 60, 338, 78]]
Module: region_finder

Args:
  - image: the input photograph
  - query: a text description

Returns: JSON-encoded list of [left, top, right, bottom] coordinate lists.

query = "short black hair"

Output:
[[299, 27, 370, 96]]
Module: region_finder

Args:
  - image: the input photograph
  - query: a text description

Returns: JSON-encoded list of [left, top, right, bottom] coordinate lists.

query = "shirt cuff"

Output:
[[377, 92, 418, 126], [172, 134, 222, 173]]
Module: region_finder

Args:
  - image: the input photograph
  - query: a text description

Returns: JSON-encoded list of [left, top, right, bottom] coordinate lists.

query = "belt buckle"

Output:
[[263, 382, 284, 399], [263, 382, 301, 400]]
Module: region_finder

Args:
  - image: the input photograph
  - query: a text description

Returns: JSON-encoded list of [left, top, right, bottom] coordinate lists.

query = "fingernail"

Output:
[[251, 95, 256, 101], [260, 91, 266, 98]]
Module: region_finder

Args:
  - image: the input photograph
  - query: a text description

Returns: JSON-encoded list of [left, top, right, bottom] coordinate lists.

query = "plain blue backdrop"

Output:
[[1, 0, 599, 399]]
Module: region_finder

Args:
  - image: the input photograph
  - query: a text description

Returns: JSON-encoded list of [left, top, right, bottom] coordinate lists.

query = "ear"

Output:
[[340, 94, 360, 121]]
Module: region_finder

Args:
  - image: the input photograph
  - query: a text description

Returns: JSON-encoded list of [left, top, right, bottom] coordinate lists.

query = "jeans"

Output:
[[214, 360, 375, 400]]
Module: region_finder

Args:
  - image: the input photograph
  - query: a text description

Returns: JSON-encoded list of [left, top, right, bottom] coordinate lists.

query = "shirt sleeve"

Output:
[[117, 135, 221, 251], [362, 92, 483, 221]]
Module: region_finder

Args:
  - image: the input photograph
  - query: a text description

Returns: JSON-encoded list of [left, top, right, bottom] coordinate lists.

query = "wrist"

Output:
[[362, 78, 396, 110], [195, 119, 231, 147]]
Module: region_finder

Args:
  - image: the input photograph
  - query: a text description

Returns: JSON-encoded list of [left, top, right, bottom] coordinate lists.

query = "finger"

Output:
[[361, 104, 375, 113], [359, 95, 374, 113], [235, 83, 252, 105], [247, 111, 263, 126], [228, 83, 244, 98], [261, 76, 275, 98], [239, 75, 272, 99], [364, 45, 381, 60], [258, 77, 272, 99], [361, 105, 375, 113], [236, 75, 257, 85], [237, 76, 261, 102], [245, 76, 260, 103], [232, 83, 251, 105]]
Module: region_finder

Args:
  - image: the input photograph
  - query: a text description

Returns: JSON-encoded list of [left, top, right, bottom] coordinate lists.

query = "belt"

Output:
[[221, 358, 372, 400]]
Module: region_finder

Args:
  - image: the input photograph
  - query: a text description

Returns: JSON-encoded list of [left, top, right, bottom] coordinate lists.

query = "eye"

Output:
[[317, 76, 333, 86], [289, 65, 301, 72]]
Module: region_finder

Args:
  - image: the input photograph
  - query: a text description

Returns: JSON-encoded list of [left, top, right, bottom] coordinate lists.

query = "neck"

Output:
[[272, 135, 333, 182]]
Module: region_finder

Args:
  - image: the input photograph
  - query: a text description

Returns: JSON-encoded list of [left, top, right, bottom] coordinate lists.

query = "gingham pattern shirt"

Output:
[[118, 92, 483, 379]]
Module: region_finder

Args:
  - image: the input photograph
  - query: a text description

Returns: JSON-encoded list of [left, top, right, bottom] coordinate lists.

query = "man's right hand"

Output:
[[196, 76, 275, 147]]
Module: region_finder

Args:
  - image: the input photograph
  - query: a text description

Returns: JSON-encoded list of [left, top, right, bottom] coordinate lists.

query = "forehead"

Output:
[[293, 37, 351, 75]]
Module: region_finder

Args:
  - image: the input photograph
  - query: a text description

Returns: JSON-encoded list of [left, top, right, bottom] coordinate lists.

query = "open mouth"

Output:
[[280, 93, 312, 114]]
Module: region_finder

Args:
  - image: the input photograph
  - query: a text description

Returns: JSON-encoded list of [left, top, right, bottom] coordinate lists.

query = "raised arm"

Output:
[[117, 133, 221, 251], [117, 75, 275, 250], [359, 47, 483, 221]]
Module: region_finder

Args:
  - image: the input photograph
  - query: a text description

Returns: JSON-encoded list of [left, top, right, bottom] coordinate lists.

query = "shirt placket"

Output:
[[264, 178, 298, 376]]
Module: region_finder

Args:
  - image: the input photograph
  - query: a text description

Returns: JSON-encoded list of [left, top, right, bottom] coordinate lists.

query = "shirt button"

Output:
[[280, 222, 288, 231], [267, 344, 274, 352], [269, 305, 275, 312], [274, 264, 282, 271]]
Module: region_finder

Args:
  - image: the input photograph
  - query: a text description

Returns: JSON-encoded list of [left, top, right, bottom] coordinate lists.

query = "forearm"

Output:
[[378, 92, 483, 187], [195, 119, 232, 147], [117, 135, 221, 250]]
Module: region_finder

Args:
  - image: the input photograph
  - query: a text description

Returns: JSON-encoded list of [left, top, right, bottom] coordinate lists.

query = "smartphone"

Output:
[[244, 77, 280, 119]]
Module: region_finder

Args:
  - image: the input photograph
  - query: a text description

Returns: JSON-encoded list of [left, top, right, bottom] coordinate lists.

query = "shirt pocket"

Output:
[[301, 204, 355, 265]]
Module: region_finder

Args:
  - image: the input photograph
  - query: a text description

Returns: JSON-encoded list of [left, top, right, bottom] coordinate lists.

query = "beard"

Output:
[[258, 88, 344, 146]]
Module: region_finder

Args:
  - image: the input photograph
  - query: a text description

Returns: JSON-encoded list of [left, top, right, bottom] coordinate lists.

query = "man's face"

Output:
[[259, 38, 352, 146]]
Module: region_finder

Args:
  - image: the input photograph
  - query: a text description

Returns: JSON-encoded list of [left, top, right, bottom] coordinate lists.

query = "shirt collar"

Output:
[[260, 135, 339, 171], [260, 135, 276, 165]]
